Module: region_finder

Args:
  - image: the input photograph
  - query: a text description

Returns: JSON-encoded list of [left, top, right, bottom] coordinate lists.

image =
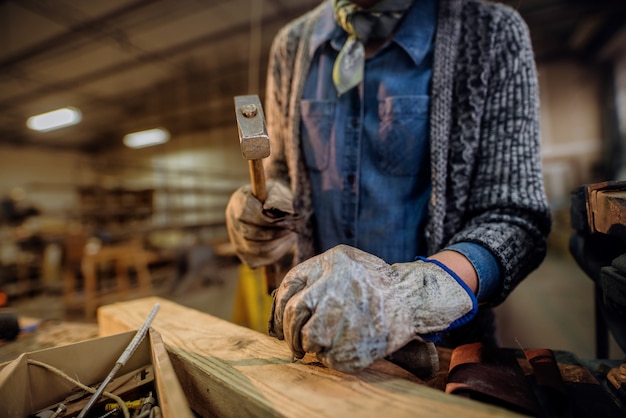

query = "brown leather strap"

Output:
[[525, 348, 570, 415], [446, 342, 539, 415]]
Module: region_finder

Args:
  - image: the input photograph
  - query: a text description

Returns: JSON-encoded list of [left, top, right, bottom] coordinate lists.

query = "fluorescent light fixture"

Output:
[[123, 128, 170, 149], [26, 107, 82, 132]]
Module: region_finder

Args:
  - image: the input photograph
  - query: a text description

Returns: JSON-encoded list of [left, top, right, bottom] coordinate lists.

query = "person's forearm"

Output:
[[428, 250, 478, 295]]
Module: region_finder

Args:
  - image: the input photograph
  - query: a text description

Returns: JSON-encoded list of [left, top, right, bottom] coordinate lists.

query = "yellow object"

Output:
[[232, 264, 273, 333], [105, 399, 143, 411]]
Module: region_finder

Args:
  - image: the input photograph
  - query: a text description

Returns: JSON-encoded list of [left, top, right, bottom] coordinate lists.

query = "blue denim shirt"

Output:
[[301, 0, 500, 301]]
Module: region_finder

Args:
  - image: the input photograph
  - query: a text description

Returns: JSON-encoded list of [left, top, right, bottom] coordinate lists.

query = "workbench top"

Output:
[[97, 297, 623, 418], [0, 319, 98, 365], [1, 297, 623, 417]]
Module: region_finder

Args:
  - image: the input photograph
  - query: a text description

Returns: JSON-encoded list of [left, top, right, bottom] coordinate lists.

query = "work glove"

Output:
[[269, 244, 478, 374], [226, 180, 299, 268]]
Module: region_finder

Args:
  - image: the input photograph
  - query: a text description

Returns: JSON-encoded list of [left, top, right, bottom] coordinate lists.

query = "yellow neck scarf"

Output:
[[332, 0, 414, 95]]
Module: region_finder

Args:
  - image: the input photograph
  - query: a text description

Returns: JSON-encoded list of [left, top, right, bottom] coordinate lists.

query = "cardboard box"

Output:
[[0, 329, 193, 418]]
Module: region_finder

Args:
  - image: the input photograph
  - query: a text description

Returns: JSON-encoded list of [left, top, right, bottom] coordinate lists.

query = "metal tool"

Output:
[[234, 95, 270, 202], [96, 408, 120, 418], [49, 403, 67, 418], [32, 403, 66, 418], [234, 94, 279, 293], [136, 391, 156, 418], [77, 303, 160, 418]]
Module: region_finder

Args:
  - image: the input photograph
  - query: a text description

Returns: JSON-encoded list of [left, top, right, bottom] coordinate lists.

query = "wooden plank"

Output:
[[98, 297, 523, 418], [149, 329, 195, 418]]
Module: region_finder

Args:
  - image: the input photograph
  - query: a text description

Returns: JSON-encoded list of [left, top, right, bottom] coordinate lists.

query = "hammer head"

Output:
[[234, 95, 270, 160]]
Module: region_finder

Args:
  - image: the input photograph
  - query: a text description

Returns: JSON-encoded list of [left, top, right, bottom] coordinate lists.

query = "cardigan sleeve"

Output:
[[447, 3, 552, 306], [264, 24, 292, 184]]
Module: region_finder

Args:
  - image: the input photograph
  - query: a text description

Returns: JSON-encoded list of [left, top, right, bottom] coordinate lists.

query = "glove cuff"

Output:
[[415, 256, 478, 331]]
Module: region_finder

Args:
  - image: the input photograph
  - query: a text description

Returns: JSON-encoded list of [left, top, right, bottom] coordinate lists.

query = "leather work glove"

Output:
[[269, 244, 478, 374], [226, 180, 299, 268]]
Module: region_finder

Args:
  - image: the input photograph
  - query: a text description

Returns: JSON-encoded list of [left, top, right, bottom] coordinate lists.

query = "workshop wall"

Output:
[[536, 59, 605, 252], [0, 144, 95, 221], [0, 125, 248, 299], [538, 59, 604, 209], [94, 125, 248, 223], [62, 125, 251, 253]]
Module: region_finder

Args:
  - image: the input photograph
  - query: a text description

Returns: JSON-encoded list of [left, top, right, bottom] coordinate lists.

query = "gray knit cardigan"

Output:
[[264, 0, 552, 309]]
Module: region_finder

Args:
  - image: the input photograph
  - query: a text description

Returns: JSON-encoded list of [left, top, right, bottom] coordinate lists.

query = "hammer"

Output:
[[234, 94, 279, 293]]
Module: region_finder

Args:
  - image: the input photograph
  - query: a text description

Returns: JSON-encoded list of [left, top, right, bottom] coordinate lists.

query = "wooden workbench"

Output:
[[0, 319, 99, 365], [0, 296, 621, 417], [98, 297, 524, 417]]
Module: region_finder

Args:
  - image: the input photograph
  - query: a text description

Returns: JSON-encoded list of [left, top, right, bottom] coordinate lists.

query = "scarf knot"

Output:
[[332, 0, 414, 95]]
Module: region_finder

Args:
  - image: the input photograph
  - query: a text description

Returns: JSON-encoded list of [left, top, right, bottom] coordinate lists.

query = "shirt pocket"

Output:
[[375, 95, 430, 176], [300, 99, 335, 171]]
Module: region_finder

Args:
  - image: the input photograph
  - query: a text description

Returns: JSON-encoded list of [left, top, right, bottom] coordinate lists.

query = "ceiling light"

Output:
[[26, 107, 82, 132], [123, 128, 170, 149]]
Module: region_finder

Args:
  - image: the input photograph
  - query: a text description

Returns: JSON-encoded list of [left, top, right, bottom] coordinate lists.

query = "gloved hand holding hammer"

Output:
[[226, 179, 299, 268]]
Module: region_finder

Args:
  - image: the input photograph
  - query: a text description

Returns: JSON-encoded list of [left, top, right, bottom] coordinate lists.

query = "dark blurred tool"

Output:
[[0, 311, 20, 341], [0, 194, 40, 226], [608, 363, 626, 403], [570, 181, 626, 357], [570, 181, 626, 405], [77, 303, 160, 418], [234, 94, 279, 293]]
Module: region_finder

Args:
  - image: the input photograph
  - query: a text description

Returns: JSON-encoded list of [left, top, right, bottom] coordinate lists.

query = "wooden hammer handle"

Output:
[[248, 159, 279, 293], [248, 159, 267, 203], [263, 265, 279, 294]]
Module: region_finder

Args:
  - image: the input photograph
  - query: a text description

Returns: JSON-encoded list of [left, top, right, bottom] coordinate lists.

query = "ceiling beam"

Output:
[[0, 0, 159, 70], [0, 3, 311, 110]]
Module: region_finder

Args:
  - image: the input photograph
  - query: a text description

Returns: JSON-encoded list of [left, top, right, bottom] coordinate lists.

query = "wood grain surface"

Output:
[[98, 297, 522, 418]]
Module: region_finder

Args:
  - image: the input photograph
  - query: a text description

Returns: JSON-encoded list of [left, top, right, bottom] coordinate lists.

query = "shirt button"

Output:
[[344, 228, 353, 238]]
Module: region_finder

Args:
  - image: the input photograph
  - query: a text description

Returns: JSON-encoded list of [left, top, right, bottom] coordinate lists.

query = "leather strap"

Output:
[[525, 348, 571, 416], [446, 342, 540, 415]]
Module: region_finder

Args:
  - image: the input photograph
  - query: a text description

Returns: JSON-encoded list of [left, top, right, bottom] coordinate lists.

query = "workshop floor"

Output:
[[2, 245, 625, 364]]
